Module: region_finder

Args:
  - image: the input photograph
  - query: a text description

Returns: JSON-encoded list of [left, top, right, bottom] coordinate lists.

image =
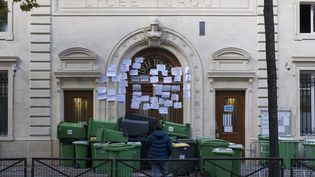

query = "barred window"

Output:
[[300, 3, 315, 33], [0, 3, 8, 32], [0, 71, 8, 135]]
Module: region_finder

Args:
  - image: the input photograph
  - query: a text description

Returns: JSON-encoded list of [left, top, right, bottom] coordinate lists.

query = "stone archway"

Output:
[[105, 18, 204, 136]]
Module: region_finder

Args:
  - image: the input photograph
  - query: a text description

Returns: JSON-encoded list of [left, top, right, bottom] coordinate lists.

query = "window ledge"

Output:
[[0, 135, 14, 141], [0, 32, 13, 41], [295, 33, 315, 41]]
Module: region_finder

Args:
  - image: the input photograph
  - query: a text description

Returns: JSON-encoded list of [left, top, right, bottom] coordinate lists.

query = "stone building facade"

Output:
[[0, 0, 314, 158]]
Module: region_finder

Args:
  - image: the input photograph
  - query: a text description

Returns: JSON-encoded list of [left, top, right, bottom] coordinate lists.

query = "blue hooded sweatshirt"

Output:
[[147, 130, 172, 159]]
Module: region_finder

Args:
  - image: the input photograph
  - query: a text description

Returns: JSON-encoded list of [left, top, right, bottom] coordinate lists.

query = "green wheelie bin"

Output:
[[161, 120, 191, 138], [59, 140, 75, 167], [127, 142, 142, 171], [205, 147, 234, 177], [304, 139, 315, 168], [91, 143, 111, 174], [228, 143, 244, 177], [73, 140, 89, 169], [91, 143, 135, 177], [196, 137, 229, 172], [57, 122, 87, 139], [87, 119, 119, 142], [258, 136, 298, 169]]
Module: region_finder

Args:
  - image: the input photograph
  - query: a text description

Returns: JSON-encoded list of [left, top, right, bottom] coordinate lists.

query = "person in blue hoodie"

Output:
[[147, 124, 172, 177]]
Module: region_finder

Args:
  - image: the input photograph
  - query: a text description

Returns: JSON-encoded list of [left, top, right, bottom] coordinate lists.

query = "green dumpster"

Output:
[[196, 137, 229, 172], [127, 142, 142, 171], [91, 143, 135, 177], [205, 147, 234, 177], [258, 135, 269, 165], [304, 139, 315, 168], [279, 137, 298, 169], [91, 143, 111, 174], [59, 140, 75, 167], [87, 119, 119, 142], [103, 128, 128, 143], [228, 143, 244, 177], [161, 120, 190, 138], [57, 122, 87, 139], [73, 141, 89, 169], [258, 136, 298, 169]]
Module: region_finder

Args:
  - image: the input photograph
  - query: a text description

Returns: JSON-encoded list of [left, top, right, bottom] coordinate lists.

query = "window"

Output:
[[0, 3, 8, 32], [0, 71, 8, 135], [300, 71, 315, 135], [0, 0, 12, 40], [300, 4, 315, 33], [0, 56, 16, 140]]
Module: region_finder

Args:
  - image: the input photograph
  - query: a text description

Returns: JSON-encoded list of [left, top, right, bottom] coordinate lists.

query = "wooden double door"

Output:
[[215, 91, 245, 146], [64, 90, 93, 123], [125, 48, 183, 123]]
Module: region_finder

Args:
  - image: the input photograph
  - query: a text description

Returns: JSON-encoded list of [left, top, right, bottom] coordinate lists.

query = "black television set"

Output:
[[118, 117, 149, 137], [125, 113, 158, 135]]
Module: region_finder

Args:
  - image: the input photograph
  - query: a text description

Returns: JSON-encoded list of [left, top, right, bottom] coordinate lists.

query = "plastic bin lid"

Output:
[[103, 143, 134, 151], [172, 143, 190, 148], [72, 141, 89, 145], [228, 143, 244, 150], [198, 138, 229, 146], [93, 143, 108, 148], [279, 137, 298, 142], [127, 142, 142, 147], [304, 139, 315, 145], [212, 147, 234, 154]]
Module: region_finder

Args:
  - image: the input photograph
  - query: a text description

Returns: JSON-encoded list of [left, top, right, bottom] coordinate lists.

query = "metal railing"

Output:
[[30, 157, 289, 177], [0, 158, 27, 177], [31, 158, 113, 177], [291, 158, 315, 177], [203, 157, 284, 177]]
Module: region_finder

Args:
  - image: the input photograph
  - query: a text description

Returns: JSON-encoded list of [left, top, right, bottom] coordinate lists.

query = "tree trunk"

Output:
[[263, 0, 280, 176]]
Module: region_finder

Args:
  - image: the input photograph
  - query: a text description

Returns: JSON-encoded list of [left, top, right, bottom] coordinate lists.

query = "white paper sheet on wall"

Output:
[[150, 76, 159, 83], [150, 97, 159, 103], [157, 64, 166, 71], [100, 75, 109, 83], [171, 94, 179, 101], [162, 85, 171, 92], [163, 77, 172, 83], [140, 75, 149, 82], [107, 89, 116, 96], [130, 70, 139, 76], [132, 63, 141, 69], [135, 57, 144, 63], [107, 64, 117, 77], [143, 103, 150, 110], [122, 58, 132, 65], [150, 103, 159, 109], [116, 95, 126, 102], [131, 102, 140, 109], [98, 86, 107, 94], [132, 84, 141, 91], [150, 69, 158, 75], [183, 91, 191, 98], [174, 75, 181, 82], [174, 102, 182, 109], [159, 107, 168, 114], [164, 100, 173, 107], [97, 93, 107, 100], [171, 85, 181, 92], [184, 67, 191, 74], [118, 87, 126, 94]]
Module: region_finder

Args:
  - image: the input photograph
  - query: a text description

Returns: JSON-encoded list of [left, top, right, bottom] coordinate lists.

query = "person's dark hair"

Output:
[[155, 124, 162, 130]]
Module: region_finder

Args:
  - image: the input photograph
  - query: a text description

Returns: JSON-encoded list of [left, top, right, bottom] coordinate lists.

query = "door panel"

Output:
[[215, 91, 245, 146], [64, 90, 93, 123]]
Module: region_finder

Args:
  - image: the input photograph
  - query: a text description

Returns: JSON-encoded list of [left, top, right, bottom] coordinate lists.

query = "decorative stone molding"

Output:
[[211, 47, 251, 71], [55, 47, 100, 74], [106, 21, 204, 136]]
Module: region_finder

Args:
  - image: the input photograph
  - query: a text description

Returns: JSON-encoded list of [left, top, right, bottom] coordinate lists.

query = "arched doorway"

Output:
[[125, 47, 183, 123]]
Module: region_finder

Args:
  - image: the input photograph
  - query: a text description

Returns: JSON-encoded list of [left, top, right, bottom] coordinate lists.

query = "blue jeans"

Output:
[[151, 162, 168, 177]]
